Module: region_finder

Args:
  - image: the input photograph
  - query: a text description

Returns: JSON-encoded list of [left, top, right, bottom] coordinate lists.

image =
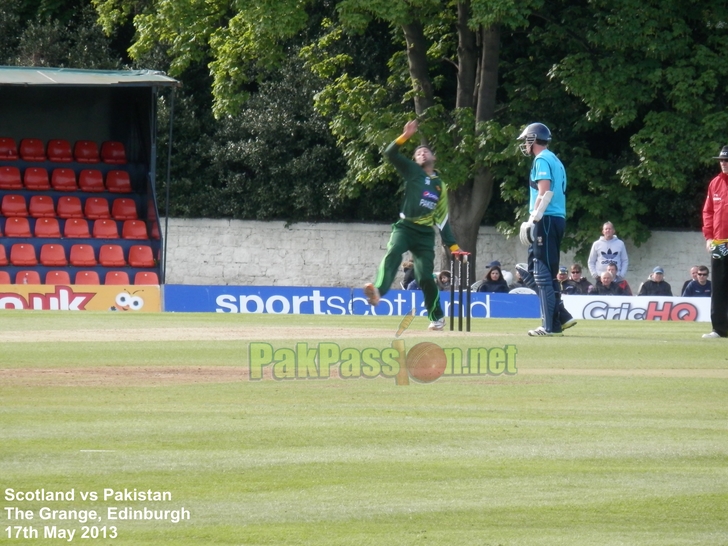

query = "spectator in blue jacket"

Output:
[[682, 265, 712, 297], [478, 265, 509, 293]]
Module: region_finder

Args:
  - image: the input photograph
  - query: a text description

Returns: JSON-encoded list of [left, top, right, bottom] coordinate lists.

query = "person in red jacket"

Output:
[[702, 145, 728, 338]]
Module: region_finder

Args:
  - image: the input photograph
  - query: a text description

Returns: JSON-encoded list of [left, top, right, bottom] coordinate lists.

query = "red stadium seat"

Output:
[[51, 168, 78, 191], [122, 220, 148, 240], [78, 169, 105, 192], [1, 194, 28, 216], [23, 167, 51, 190], [16, 270, 42, 284], [69, 244, 97, 266], [40, 244, 67, 266], [75, 271, 100, 285], [104, 271, 130, 285], [34, 218, 61, 238], [101, 141, 127, 164], [134, 271, 159, 285], [92, 219, 119, 239], [146, 198, 157, 220], [111, 198, 137, 220], [45, 270, 72, 285], [4, 217, 32, 237], [128, 245, 154, 268], [150, 222, 161, 239], [0, 137, 18, 159], [106, 170, 132, 193], [19, 138, 45, 161], [28, 195, 55, 218], [84, 197, 110, 219], [73, 140, 100, 163], [99, 244, 126, 267], [63, 218, 91, 238], [56, 196, 84, 219], [0, 166, 22, 189], [0, 270, 10, 284], [0, 245, 7, 266], [47, 139, 73, 162], [10, 243, 38, 266]]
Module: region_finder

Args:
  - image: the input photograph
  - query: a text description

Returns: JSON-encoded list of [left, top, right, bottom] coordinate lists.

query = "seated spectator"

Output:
[[508, 269, 536, 294], [401, 260, 415, 289], [638, 267, 673, 296], [566, 263, 592, 294], [606, 263, 632, 295], [682, 265, 711, 297], [681, 265, 699, 295], [508, 269, 525, 291], [477, 265, 509, 293], [469, 260, 501, 291], [556, 266, 575, 295], [437, 270, 452, 291], [589, 271, 625, 296]]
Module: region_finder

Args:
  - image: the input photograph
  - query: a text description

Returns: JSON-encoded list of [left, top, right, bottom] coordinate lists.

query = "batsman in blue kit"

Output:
[[516, 122, 572, 336]]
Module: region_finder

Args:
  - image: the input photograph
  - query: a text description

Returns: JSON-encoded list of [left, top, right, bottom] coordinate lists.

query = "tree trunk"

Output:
[[456, 0, 477, 109], [448, 168, 494, 274], [402, 16, 500, 276], [402, 21, 435, 114], [447, 24, 500, 274], [476, 25, 500, 123]]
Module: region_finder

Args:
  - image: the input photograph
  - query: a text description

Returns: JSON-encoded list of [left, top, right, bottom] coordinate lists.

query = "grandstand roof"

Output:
[[0, 66, 180, 87]]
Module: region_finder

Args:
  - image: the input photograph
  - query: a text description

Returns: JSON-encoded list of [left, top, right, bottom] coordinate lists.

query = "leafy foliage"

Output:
[[1, 1, 121, 68], [543, 0, 728, 256], [155, 54, 399, 222], [0, 1, 23, 64], [6, 0, 728, 262]]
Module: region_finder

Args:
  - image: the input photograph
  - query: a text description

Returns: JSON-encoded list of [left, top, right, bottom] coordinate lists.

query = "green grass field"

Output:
[[1, 311, 727, 545]]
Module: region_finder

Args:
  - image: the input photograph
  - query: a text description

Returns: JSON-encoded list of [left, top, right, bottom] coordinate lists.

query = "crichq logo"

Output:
[[248, 341, 517, 384], [583, 300, 699, 321]]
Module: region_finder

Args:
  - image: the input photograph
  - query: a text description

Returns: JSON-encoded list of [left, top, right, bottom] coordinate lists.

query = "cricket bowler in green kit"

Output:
[[364, 120, 465, 331]]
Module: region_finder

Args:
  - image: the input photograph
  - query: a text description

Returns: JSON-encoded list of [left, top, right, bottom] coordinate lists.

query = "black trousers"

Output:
[[711, 255, 728, 336]]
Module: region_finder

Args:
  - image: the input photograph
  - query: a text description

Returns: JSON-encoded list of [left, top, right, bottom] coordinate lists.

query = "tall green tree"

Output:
[[302, 0, 541, 266], [155, 53, 399, 222], [93, 0, 728, 262], [93, 0, 543, 270], [545, 0, 728, 252], [1, 0, 121, 68]]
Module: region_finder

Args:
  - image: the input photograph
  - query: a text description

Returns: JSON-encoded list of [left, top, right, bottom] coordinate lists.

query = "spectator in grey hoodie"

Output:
[[588, 221, 629, 280]]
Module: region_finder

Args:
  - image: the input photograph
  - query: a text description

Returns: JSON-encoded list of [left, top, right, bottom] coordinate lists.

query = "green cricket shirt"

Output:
[[384, 141, 457, 248]]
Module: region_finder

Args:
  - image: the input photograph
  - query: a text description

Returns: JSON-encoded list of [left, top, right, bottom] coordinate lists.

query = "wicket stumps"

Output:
[[449, 253, 471, 332]]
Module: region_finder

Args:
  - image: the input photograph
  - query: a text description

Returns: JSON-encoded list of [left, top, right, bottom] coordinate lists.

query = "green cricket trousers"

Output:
[[373, 220, 444, 321]]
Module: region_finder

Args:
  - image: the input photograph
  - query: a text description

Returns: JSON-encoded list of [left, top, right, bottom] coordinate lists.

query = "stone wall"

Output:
[[162, 219, 707, 293]]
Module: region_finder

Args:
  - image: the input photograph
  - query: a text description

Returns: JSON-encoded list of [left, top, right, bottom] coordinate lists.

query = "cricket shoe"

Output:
[[363, 283, 380, 306], [528, 326, 561, 337], [702, 331, 722, 339], [428, 318, 446, 331], [562, 318, 578, 331]]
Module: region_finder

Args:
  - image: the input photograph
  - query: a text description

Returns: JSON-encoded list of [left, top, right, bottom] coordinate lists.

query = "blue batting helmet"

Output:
[[517, 123, 552, 156]]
